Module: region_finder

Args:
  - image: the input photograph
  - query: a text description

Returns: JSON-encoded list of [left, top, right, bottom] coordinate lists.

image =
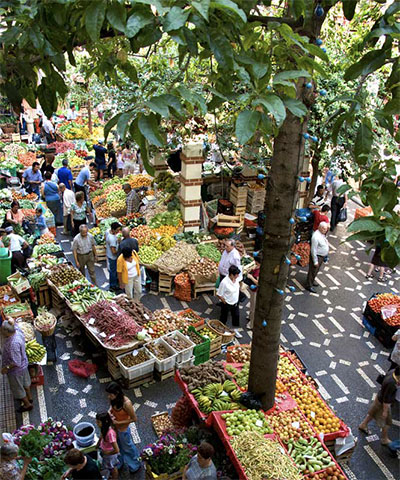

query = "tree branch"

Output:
[[247, 15, 302, 29]]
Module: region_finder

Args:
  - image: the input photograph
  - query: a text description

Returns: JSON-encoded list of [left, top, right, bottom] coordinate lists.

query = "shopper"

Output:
[[95, 412, 120, 479], [0, 444, 32, 480], [313, 205, 330, 231], [359, 366, 400, 445], [35, 206, 49, 236], [1, 319, 33, 412], [388, 329, 400, 371], [5, 226, 28, 270], [72, 224, 97, 285], [67, 103, 78, 121], [42, 116, 56, 144], [218, 239, 242, 282], [365, 245, 388, 282], [59, 183, 76, 235], [246, 253, 262, 329], [217, 265, 241, 329], [123, 184, 142, 215], [305, 222, 329, 293], [330, 173, 347, 231], [107, 142, 117, 178], [40, 153, 55, 177], [70, 191, 90, 237], [117, 226, 139, 256], [57, 158, 74, 190], [106, 222, 122, 291], [62, 448, 101, 480], [183, 442, 217, 480], [5, 201, 24, 227], [122, 143, 135, 176], [117, 247, 141, 300], [93, 139, 107, 180], [116, 146, 124, 177], [106, 382, 141, 474], [309, 185, 326, 209], [74, 162, 97, 201], [22, 161, 42, 197], [41, 172, 62, 225]]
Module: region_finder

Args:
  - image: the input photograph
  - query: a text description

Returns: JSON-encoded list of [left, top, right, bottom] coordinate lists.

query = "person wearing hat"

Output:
[[5, 226, 29, 270], [57, 158, 74, 190], [93, 139, 107, 180]]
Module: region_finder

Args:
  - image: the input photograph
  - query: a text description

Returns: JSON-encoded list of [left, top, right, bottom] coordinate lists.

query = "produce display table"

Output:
[[363, 292, 399, 348]]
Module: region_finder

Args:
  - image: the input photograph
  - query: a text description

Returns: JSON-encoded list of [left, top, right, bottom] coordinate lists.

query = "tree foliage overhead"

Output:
[[0, 0, 399, 264]]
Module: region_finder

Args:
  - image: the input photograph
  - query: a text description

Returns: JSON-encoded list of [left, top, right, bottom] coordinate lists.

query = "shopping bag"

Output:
[[338, 207, 347, 222]]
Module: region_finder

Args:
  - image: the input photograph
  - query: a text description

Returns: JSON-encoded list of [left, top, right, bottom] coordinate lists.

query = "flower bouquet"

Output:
[[141, 432, 196, 478]]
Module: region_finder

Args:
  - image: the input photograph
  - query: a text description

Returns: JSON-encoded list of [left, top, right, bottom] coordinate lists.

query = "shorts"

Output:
[[96, 163, 106, 171], [7, 368, 31, 400], [368, 395, 392, 427], [101, 452, 120, 471]]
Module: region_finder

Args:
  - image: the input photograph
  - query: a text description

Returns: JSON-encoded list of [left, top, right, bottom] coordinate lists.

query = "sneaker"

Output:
[[234, 329, 243, 338], [305, 287, 317, 293]]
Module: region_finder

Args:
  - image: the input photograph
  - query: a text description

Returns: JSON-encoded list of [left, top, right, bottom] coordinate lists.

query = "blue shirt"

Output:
[[93, 144, 107, 165], [35, 214, 47, 233], [57, 166, 73, 189], [23, 167, 42, 194], [75, 167, 90, 187], [43, 181, 60, 202], [325, 170, 335, 186]]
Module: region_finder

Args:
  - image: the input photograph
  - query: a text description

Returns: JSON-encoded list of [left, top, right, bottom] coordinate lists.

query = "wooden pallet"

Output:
[[95, 245, 107, 262], [120, 371, 154, 389], [209, 344, 222, 358], [193, 283, 216, 299], [37, 284, 51, 308], [154, 368, 175, 382], [159, 273, 174, 294], [216, 214, 242, 228], [229, 184, 248, 207]]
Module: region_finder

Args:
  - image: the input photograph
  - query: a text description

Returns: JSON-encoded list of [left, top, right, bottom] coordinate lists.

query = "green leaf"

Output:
[[297, 56, 327, 76], [104, 113, 122, 141], [235, 111, 260, 145], [126, 11, 153, 38], [289, 0, 304, 19], [375, 181, 398, 213], [85, 1, 106, 42], [163, 6, 190, 32], [304, 43, 329, 62], [210, 0, 247, 23], [346, 231, 379, 243], [381, 246, 398, 269], [331, 113, 348, 145], [117, 112, 133, 140], [192, 0, 210, 21], [344, 50, 387, 81], [138, 113, 164, 147], [176, 86, 207, 115], [182, 27, 198, 56], [253, 95, 286, 127], [347, 217, 384, 233], [273, 70, 311, 85], [343, 0, 357, 21], [283, 97, 308, 117], [208, 32, 234, 70], [106, 3, 127, 32], [145, 96, 170, 117], [354, 121, 373, 164], [385, 226, 400, 247], [383, 97, 400, 115]]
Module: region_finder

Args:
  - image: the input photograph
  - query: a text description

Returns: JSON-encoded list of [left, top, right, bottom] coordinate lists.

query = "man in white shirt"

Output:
[[5, 226, 29, 271], [66, 104, 78, 121], [305, 222, 329, 293], [330, 173, 347, 231], [218, 240, 242, 281], [42, 116, 56, 144], [59, 183, 76, 235], [217, 265, 241, 329]]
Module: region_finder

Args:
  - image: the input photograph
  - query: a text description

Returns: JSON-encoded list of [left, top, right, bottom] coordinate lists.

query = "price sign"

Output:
[[99, 332, 107, 338], [310, 411, 316, 419], [4, 295, 9, 301], [291, 421, 300, 429], [144, 314, 150, 320], [89, 318, 96, 325], [133, 350, 138, 356], [256, 419, 264, 427]]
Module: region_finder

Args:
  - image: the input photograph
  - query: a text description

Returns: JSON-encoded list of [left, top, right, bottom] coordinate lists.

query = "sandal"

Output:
[[358, 425, 370, 435], [378, 276, 387, 283], [365, 274, 374, 279]]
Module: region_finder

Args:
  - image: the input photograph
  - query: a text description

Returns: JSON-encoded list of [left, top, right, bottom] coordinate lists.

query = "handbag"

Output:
[[338, 207, 347, 222], [376, 373, 385, 385]]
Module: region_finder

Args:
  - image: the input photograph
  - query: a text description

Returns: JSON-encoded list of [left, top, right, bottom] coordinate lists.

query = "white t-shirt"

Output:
[[8, 233, 26, 252], [126, 259, 138, 278], [217, 276, 239, 305], [331, 179, 345, 197]]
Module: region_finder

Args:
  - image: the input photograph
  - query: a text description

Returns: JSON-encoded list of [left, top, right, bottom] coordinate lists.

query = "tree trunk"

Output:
[[248, 110, 308, 410], [88, 97, 93, 134]]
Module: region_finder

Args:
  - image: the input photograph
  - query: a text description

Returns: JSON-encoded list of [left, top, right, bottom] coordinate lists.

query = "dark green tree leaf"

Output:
[[126, 11, 153, 38], [288, 0, 304, 19], [210, 0, 247, 23], [235, 110, 260, 144], [344, 50, 387, 81], [191, 0, 210, 21], [117, 112, 134, 140], [145, 95, 170, 117], [385, 226, 400, 247], [273, 70, 311, 85], [163, 6, 190, 32], [253, 95, 286, 127], [138, 113, 164, 146], [85, 1, 106, 42], [347, 217, 384, 233], [354, 121, 373, 164], [343, 0, 357, 21], [283, 97, 307, 117], [104, 113, 123, 141], [106, 3, 127, 32]]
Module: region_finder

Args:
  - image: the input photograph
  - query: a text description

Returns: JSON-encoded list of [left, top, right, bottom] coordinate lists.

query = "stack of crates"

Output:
[[247, 185, 266, 214], [229, 183, 248, 216]]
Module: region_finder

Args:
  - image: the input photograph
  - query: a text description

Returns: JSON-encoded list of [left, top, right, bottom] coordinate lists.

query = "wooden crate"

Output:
[[216, 214, 242, 228], [196, 325, 222, 356], [95, 245, 107, 262], [107, 347, 134, 380], [229, 184, 248, 207], [37, 284, 51, 307], [234, 204, 246, 216], [154, 368, 175, 382], [50, 290, 66, 311], [336, 443, 357, 464], [193, 282, 216, 299], [209, 343, 222, 358], [120, 371, 154, 389], [158, 273, 174, 294]]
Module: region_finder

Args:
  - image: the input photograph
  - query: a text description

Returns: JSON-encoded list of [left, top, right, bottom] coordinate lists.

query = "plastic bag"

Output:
[[338, 207, 347, 222], [68, 359, 98, 378], [240, 391, 263, 410]]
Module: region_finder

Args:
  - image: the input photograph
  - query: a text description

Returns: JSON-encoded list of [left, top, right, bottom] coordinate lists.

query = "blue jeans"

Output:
[[116, 428, 141, 473], [108, 257, 117, 288]]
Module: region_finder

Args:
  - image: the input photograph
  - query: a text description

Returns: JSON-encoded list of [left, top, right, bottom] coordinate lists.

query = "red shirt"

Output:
[[313, 211, 329, 231]]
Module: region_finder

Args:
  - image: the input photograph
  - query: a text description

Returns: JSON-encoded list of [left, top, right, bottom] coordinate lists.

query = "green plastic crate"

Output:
[[188, 326, 210, 357], [194, 350, 210, 366]]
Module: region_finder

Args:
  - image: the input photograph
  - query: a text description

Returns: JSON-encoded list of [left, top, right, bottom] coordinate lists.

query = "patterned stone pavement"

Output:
[[2, 199, 399, 480]]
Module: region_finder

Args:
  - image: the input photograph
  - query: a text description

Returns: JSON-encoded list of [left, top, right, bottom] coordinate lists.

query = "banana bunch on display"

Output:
[[25, 339, 46, 363], [191, 380, 242, 414]]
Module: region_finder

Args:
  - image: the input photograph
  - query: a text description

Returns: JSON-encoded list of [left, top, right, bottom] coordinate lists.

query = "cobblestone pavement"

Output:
[[2, 199, 399, 480]]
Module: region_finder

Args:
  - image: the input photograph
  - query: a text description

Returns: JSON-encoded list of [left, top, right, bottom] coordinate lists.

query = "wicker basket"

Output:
[[207, 319, 235, 344], [34, 316, 57, 337]]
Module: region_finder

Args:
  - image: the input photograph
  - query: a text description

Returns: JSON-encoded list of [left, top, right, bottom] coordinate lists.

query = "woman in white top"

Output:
[[117, 247, 142, 301], [122, 143, 135, 176], [216, 265, 241, 328], [116, 146, 124, 177]]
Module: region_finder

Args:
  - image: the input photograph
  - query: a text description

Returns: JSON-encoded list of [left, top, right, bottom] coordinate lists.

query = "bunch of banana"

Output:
[[192, 381, 242, 414], [25, 339, 46, 363], [158, 235, 176, 251]]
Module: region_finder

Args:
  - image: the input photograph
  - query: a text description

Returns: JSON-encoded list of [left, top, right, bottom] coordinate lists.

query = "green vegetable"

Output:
[[149, 210, 182, 228], [33, 244, 62, 257], [23, 456, 66, 480], [196, 243, 221, 262], [28, 272, 47, 291], [18, 429, 51, 458]]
